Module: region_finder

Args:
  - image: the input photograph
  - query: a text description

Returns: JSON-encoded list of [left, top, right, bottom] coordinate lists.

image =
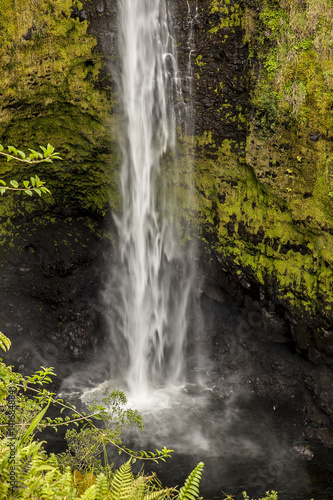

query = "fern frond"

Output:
[[57, 468, 75, 497], [110, 460, 133, 500], [143, 490, 172, 500], [177, 462, 204, 500], [95, 472, 109, 500], [0, 331, 11, 352], [79, 484, 97, 500]]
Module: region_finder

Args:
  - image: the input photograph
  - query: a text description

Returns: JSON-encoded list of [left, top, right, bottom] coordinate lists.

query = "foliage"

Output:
[[244, 0, 333, 129], [0, 143, 61, 164], [245, 0, 333, 207], [0, 332, 204, 499], [0, 143, 61, 196], [177, 462, 204, 500], [107, 459, 175, 500]]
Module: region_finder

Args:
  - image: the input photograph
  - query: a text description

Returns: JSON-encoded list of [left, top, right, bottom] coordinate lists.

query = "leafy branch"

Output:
[[0, 143, 61, 164], [0, 143, 61, 196], [0, 175, 50, 196]]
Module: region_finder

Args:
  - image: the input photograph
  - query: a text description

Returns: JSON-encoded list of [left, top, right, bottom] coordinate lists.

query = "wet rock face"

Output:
[[172, 0, 250, 143], [196, 251, 333, 455], [198, 239, 333, 365], [0, 218, 113, 381], [194, 239, 333, 455], [179, 0, 333, 366]]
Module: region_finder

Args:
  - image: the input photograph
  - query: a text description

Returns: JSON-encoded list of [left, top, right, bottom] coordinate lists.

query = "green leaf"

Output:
[[34, 188, 41, 196], [8, 146, 17, 155], [40, 145, 51, 159], [0, 144, 3, 152], [0, 331, 11, 352], [46, 143, 54, 155], [31, 177, 36, 187], [0, 188, 5, 195], [35, 465, 55, 472], [17, 150, 26, 159], [0, 180, 6, 186], [24, 190, 33, 196], [10, 180, 19, 188], [18, 398, 51, 446], [23, 180, 29, 188], [178, 462, 204, 500], [7, 156, 12, 162], [329, 191, 333, 198], [29, 149, 43, 160]]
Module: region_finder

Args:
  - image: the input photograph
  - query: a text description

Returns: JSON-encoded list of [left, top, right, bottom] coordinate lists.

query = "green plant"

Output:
[[248, 0, 333, 132], [0, 332, 204, 499], [178, 461, 204, 500], [107, 459, 173, 500], [222, 492, 279, 500], [0, 143, 61, 164], [0, 143, 61, 196]]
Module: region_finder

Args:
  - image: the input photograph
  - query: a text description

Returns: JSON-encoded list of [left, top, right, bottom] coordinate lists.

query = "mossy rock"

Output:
[[0, 0, 120, 246], [190, 0, 333, 361]]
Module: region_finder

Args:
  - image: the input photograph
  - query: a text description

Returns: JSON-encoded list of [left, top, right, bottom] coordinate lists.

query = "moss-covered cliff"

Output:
[[0, 0, 119, 238], [191, 0, 333, 364]]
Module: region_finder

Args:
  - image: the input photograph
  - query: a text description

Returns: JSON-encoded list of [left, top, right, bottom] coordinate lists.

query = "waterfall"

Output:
[[109, 0, 193, 403]]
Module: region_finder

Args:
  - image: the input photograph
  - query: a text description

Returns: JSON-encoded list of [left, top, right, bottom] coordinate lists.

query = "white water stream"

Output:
[[111, 0, 193, 405]]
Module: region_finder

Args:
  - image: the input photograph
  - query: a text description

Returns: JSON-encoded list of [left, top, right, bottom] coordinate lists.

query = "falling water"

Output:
[[112, 0, 193, 403]]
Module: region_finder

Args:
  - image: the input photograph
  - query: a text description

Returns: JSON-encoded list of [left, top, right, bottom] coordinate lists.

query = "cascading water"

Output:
[[111, 0, 193, 404]]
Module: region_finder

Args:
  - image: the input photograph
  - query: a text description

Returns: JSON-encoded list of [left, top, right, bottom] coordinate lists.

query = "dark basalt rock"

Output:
[[196, 241, 333, 454], [0, 216, 112, 380]]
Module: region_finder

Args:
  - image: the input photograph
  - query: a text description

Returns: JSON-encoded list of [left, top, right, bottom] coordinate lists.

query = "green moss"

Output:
[[194, 130, 333, 318], [209, 0, 243, 34], [195, 55, 207, 67]]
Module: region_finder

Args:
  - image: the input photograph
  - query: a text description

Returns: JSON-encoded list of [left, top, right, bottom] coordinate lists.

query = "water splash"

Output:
[[107, 0, 194, 403]]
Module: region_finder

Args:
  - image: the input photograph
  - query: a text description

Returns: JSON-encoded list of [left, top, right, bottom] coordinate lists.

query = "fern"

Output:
[[95, 472, 109, 499], [110, 460, 133, 500], [58, 468, 76, 497], [79, 485, 97, 500], [177, 462, 204, 500]]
